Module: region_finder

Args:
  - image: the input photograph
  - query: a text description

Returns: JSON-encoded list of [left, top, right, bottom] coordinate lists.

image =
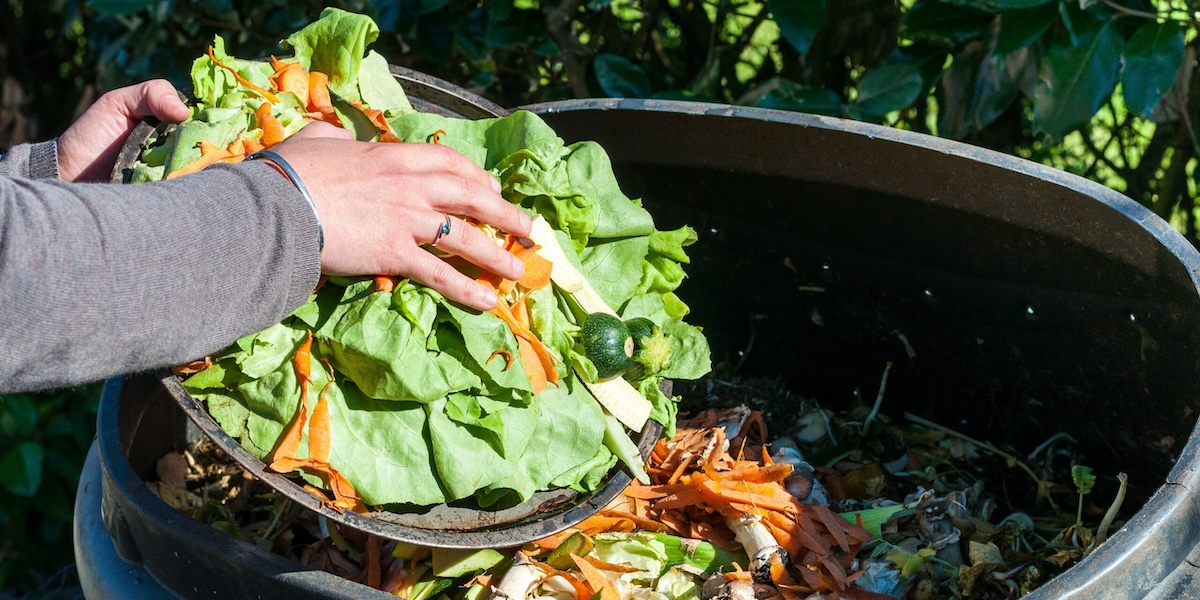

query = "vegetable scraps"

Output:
[[146, 9, 711, 510]]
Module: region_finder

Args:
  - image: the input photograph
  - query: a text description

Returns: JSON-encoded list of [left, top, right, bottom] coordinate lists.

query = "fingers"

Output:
[[129, 80, 190, 124], [402, 252, 499, 311], [426, 214, 525, 282], [279, 137, 535, 308], [414, 172, 532, 237]]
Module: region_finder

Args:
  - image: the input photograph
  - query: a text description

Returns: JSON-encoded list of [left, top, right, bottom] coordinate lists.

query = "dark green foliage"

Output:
[[0, 385, 100, 594]]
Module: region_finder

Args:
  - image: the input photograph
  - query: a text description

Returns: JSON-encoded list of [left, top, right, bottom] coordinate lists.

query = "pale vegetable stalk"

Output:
[[526, 215, 652, 432], [488, 553, 544, 600]]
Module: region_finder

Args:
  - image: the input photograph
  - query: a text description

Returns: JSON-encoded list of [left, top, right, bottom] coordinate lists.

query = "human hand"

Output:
[[57, 80, 190, 183], [270, 137, 532, 311]]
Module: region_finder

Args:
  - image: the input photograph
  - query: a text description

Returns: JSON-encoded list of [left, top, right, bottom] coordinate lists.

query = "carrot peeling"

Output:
[[307, 71, 342, 126], [255, 102, 286, 147], [486, 349, 515, 371], [267, 332, 364, 513], [166, 139, 234, 180], [207, 45, 279, 103], [269, 56, 310, 106]]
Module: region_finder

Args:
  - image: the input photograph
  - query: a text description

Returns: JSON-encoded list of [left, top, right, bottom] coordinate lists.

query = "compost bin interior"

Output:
[[531, 100, 1200, 511]]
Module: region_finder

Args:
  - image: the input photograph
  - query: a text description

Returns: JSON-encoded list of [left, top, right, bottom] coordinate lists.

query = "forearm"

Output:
[[0, 161, 321, 392], [0, 141, 60, 179]]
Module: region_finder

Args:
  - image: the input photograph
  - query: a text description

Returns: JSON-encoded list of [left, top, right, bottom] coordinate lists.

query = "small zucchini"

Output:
[[623, 317, 673, 376], [624, 317, 656, 341], [581, 313, 634, 380]]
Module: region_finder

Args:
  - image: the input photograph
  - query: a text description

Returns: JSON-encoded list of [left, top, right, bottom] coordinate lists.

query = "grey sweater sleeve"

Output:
[[0, 142, 321, 392]]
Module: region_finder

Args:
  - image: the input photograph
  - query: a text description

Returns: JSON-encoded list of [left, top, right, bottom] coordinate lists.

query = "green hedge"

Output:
[[0, 385, 99, 594]]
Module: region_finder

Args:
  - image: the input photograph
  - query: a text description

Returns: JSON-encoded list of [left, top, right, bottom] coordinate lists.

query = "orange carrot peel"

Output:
[[307, 71, 342, 127], [255, 102, 286, 147], [268, 331, 365, 512], [269, 56, 310, 107], [166, 139, 235, 180], [578, 408, 874, 596], [206, 45, 279, 104]]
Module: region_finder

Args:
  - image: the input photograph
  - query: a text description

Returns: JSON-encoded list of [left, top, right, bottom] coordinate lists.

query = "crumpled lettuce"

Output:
[[160, 10, 710, 508]]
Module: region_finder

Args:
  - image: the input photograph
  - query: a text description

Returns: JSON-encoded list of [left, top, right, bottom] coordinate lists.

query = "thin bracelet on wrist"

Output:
[[247, 150, 325, 252]]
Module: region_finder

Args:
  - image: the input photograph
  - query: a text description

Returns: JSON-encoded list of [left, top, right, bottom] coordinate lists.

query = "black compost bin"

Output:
[[74, 96, 1200, 599], [526, 99, 1200, 600]]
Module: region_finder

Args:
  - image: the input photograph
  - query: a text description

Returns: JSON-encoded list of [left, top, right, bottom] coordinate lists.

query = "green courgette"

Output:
[[624, 317, 656, 340], [623, 317, 673, 377], [581, 313, 634, 380]]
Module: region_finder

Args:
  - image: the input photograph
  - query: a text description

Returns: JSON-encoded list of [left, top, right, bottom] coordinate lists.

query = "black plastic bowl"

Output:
[[105, 64, 661, 550]]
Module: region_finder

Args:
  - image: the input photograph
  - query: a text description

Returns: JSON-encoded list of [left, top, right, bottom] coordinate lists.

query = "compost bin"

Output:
[[74, 87, 1200, 599]]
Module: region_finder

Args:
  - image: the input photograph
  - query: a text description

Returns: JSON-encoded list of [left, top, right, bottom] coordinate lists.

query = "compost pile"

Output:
[[157, 371, 1128, 600]]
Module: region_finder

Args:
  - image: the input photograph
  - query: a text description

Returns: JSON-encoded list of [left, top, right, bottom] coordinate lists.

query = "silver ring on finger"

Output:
[[432, 214, 452, 246]]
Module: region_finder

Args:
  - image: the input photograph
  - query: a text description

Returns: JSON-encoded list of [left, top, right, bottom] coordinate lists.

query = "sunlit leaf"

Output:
[[1122, 21, 1184, 119], [0, 442, 43, 497], [887, 546, 936, 578], [1033, 20, 1123, 140], [1072, 465, 1096, 495], [770, 0, 826, 54], [855, 64, 924, 116], [593, 53, 653, 98]]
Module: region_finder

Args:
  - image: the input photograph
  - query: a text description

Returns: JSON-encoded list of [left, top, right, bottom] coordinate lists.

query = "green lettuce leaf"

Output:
[[166, 10, 713, 510], [284, 7, 378, 98]]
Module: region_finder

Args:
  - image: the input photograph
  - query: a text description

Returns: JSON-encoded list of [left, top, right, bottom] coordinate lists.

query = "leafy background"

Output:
[[1, 0, 1196, 595]]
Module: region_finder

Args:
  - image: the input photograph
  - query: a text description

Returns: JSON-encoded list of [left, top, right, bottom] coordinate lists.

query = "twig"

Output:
[[1098, 0, 1164, 19], [861, 362, 893, 436], [904, 412, 1060, 511], [545, 0, 592, 98], [1173, 92, 1200, 162], [1027, 432, 1077, 461]]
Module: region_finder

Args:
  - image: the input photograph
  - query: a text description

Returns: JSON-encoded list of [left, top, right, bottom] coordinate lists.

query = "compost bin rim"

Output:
[[94, 376, 398, 598], [525, 98, 1200, 600]]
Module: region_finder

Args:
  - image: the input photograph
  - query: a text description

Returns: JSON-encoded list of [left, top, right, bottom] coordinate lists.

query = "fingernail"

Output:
[[510, 255, 526, 278], [479, 288, 498, 310], [490, 175, 502, 194], [519, 212, 533, 232]]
